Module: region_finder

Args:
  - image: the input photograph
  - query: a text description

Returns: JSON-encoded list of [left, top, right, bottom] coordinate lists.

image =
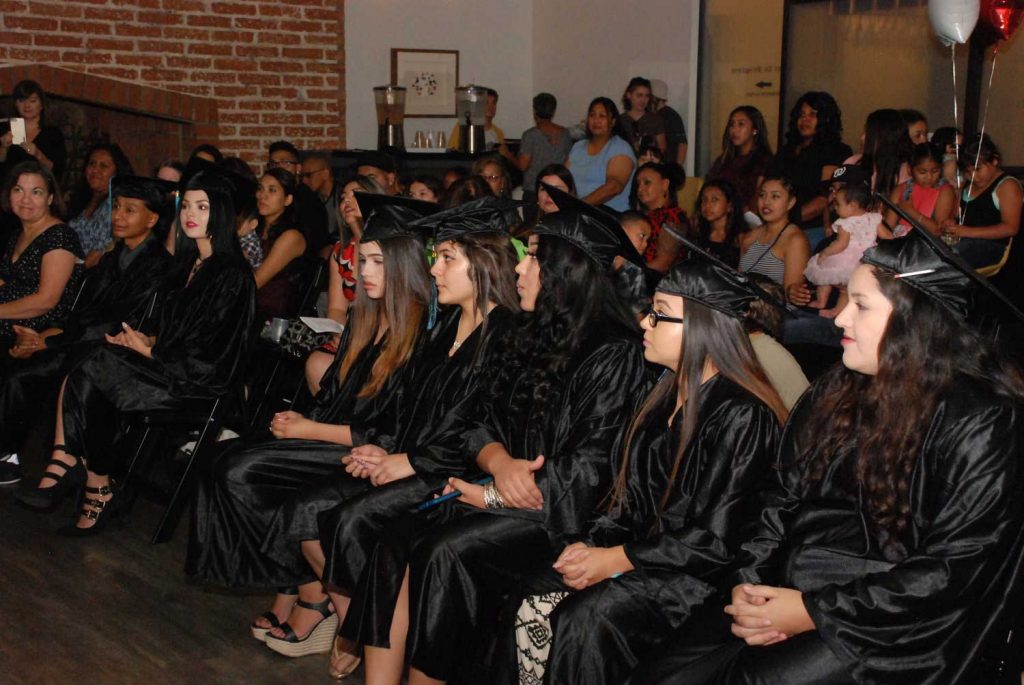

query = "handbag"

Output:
[[277, 319, 332, 360]]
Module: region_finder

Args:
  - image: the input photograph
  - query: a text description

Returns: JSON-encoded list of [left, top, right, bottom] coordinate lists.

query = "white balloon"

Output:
[[929, 0, 981, 45]]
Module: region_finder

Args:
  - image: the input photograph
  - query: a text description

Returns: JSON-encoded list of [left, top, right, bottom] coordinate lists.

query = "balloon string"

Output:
[[961, 43, 999, 224], [951, 44, 962, 222]]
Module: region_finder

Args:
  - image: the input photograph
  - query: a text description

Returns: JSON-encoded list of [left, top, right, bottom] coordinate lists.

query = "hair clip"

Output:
[[894, 269, 936, 279]]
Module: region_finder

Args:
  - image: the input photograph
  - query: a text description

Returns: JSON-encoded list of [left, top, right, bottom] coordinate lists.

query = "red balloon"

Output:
[[982, 0, 1024, 41]]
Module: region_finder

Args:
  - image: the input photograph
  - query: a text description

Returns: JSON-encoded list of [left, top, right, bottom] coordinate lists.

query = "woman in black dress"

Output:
[[186, 194, 436, 651], [400, 186, 649, 685], [633, 226, 1024, 684], [16, 171, 256, 535], [512, 247, 787, 685], [0, 80, 66, 182], [253, 167, 309, 320], [300, 197, 522, 679], [0, 161, 82, 350]]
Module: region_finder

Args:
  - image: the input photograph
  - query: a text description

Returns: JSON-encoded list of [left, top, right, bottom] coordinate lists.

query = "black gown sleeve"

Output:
[[151, 258, 256, 397], [803, 400, 1024, 684], [623, 397, 780, 582], [541, 339, 647, 548], [34, 126, 66, 180]]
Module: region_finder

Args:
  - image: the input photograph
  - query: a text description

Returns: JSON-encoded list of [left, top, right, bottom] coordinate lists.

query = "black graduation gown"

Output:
[[0, 237, 172, 455], [185, 320, 418, 588], [60, 255, 255, 474], [256, 309, 486, 580], [317, 307, 516, 647], [633, 377, 1024, 685], [405, 328, 648, 681], [536, 376, 781, 685]]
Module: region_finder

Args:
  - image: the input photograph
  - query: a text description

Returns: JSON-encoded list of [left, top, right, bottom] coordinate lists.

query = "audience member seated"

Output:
[[617, 77, 666, 157], [189, 143, 223, 166], [267, 141, 330, 255], [526, 163, 576, 237], [353, 151, 399, 196], [650, 79, 688, 166], [744, 274, 809, 410], [632, 161, 688, 272], [708, 105, 774, 217], [739, 176, 810, 300], [153, 159, 185, 183], [0, 175, 174, 485], [943, 134, 1022, 269], [514, 92, 572, 220], [444, 176, 493, 209], [441, 167, 467, 191], [884, 142, 955, 237], [635, 231, 1024, 685], [68, 143, 133, 268], [472, 154, 511, 198], [408, 175, 443, 203], [253, 168, 310, 321], [901, 107, 929, 145], [15, 171, 256, 534], [300, 152, 344, 245], [614, 209, 654, 315], [695, 179, 747, 267], [930, 126, 963, 188], [768, 92, 852, 249], [0, 161, 83, 351], [840, 109, 911, 231], [567, 96, 636, 212], [0, 79, 66, 182]]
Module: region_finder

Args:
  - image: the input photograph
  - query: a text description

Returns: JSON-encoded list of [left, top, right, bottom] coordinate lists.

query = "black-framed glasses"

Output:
[[646, 306, 684, 328]]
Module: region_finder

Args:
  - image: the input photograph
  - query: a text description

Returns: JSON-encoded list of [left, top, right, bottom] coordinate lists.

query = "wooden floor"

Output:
[[0, 468, 365, 684]]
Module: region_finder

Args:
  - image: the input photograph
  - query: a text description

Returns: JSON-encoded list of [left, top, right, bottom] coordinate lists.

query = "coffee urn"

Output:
[[374, 85, 406, 151], [454, 85, 489, 154]]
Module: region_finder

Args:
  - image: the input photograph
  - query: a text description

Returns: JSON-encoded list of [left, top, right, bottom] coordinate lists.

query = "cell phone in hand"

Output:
[[10, 118, 26, 145]]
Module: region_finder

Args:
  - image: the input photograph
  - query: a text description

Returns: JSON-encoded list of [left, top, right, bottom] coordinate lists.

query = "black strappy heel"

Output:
[[14, 445, 85, 511], [263, 597, 338, 657], [57, 481, 120, 537], [250, 587, 299, 642]]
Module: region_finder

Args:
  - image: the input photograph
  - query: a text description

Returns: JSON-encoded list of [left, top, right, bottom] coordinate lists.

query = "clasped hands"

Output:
[[439, 454, 546, 510], [105, 321, 154, 358], [724, 584, 815, 646], [342, 444, 415, 486], [10, 325, 45, 359], [552, 542, 633, 590]]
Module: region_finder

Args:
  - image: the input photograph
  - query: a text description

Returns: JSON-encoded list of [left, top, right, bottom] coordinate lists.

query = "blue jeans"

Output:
[[781, 307, 843, 347], [954, 237, 1007, 269]]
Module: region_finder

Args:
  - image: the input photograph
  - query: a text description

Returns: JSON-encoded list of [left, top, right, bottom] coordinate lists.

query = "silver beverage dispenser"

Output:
[[374, 85, 406, 151], [454, 84, 488, 154]]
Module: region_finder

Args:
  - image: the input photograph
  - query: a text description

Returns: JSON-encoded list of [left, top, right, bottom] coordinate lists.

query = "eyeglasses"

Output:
[[268, 159, 299, 169], [646, 307, 685, 328]]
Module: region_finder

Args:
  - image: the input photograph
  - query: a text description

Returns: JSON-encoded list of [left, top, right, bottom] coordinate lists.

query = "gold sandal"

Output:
[[329, 634, 362, 680]]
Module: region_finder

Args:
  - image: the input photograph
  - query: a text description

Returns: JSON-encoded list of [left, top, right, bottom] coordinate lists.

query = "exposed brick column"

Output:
[[0, 0, 345, 162]]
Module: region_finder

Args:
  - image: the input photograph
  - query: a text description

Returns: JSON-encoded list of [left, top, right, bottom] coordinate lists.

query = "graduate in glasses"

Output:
[[506, 242, 788, 685]]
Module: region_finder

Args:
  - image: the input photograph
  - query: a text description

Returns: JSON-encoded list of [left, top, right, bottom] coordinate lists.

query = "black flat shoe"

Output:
[[57, 483, 120, 538], [15, 446, 85, 511]]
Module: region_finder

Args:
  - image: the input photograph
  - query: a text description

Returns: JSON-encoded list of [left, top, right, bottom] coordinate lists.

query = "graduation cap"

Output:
[[355, 192, 441, 243], [413, 196, 522, 243], [658, 236, 783, 319], [865, 193, 1024, 326], [534, 182, 644, 268], [180, 157, 257, 216]]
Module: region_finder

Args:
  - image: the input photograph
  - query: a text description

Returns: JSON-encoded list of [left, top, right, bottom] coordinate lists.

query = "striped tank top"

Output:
[[739, 232, 788, 284]]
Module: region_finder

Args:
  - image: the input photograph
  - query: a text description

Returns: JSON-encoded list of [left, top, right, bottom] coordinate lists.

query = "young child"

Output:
[[615, 211, 654, 316], [886, 142, 956, 237], [804, 165, 886, 317], [696, 180, 746, 267]]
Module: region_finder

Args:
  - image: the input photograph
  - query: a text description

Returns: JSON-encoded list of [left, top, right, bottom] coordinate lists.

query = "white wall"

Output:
[[344, 0, 535, 149], [345, 0, 701, 167], [532, 0, 700, 169]]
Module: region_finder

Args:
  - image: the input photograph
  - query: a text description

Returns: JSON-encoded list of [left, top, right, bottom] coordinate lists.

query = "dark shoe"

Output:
[[15, 446, 85, 511], [57, 483, 119, 538], [250, 587, 299, 642], [0, 456, 21, 485], [263, 598, 338, 657]]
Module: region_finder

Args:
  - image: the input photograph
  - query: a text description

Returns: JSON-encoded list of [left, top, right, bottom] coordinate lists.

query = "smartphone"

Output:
[[10, 118, 26, 145]]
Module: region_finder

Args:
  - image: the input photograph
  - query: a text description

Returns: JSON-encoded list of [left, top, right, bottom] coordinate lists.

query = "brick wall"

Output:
[[0, 0, 344, 164]]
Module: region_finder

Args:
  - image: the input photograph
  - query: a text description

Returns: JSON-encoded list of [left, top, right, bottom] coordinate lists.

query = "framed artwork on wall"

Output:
[[390, 48, 460, 117]]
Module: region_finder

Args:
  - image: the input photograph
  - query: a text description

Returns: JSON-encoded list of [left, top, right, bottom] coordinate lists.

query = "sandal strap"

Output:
[[83, 497, 109, 510], [84, 484, 112, 496], [81, 507, 101, 521], [277, 586, 299, 596], [52, 444, 69, 453], [294, 597, 333, 619], [252, 611, 281, 629], [43, 458, 73, 473], [274, 621, 298, 642]]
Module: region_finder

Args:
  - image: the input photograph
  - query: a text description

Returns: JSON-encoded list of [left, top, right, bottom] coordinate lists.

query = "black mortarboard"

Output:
[[355, 192, 441, 243], [111, 175, 178, 209], [413, 196, 521, 243], [864, 194, 1024, 324], [181, 157, 257, 216], [534, 183, 644, 268], [657, 237, 778, 319]]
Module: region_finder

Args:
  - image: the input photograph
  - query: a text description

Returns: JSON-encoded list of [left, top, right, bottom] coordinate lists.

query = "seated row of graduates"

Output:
[[179, 185, 1024, 684]]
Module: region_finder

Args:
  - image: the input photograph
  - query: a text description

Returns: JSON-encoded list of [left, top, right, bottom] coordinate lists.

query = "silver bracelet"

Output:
[[484, 482, 507, 510]]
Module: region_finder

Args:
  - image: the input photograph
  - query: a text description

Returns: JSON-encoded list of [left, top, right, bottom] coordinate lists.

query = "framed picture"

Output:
[[390, 48, 459, 117]]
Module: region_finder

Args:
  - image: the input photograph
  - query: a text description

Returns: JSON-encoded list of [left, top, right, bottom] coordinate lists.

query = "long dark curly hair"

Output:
[[486, 236, 637, 417], [784, 91, 844, 151], [802, 267, 1024, 552]]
